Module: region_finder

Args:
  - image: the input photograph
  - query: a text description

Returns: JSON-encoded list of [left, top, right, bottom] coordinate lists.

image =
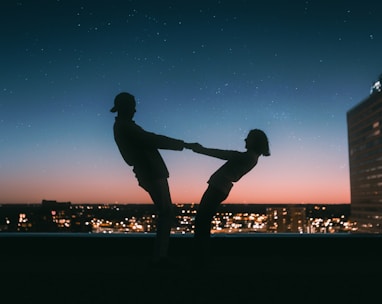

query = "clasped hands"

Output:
[[184, 142, 203, 152]]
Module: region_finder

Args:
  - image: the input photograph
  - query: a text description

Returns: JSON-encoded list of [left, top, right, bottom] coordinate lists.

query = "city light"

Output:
[[0, 200, 357, 234]]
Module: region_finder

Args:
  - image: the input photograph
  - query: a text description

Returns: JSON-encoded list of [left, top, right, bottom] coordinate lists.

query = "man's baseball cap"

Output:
[[110, 92, 136, 112]]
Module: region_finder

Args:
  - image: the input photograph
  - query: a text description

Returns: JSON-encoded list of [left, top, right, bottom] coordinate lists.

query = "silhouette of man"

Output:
[[110, 92, 192, 267]]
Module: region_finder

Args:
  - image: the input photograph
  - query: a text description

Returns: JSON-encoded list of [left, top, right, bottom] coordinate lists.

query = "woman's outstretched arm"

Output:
[[186, 143, 239, 160]]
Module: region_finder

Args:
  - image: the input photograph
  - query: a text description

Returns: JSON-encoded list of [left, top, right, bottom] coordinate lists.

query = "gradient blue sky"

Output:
[[1, 0, 381, 204]]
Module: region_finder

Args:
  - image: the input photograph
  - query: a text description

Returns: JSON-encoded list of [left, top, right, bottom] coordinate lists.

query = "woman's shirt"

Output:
[[194, 147, 259, 194]]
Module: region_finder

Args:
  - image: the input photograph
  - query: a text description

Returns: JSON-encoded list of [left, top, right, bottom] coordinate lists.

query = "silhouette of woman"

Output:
[[188, 129, 270, 263]]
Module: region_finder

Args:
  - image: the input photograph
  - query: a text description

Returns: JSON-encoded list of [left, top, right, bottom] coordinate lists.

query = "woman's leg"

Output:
[[195, 187, 222, 239], [194, 186, 228, 262]]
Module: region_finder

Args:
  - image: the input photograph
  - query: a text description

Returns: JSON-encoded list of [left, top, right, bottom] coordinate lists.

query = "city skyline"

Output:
[[0, 200, 353, 234], [1, 1, 382, 205]]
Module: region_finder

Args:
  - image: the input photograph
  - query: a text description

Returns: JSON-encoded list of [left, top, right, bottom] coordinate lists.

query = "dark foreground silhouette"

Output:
[[1, 234, 380, 303]]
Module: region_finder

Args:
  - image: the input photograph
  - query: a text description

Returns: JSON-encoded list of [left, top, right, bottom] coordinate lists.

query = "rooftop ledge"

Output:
[[1, 232, 381, 257], [1, 233, 381, 302], [0, 231, 380, 238]]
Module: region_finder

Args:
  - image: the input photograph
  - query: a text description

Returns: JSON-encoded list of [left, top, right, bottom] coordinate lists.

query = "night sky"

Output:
[[1, 0, 381, 205]]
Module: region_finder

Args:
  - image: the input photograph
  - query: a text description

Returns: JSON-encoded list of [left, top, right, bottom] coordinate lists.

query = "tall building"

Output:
[[266, 206, 306, 233], [347, 83, 382, 233]]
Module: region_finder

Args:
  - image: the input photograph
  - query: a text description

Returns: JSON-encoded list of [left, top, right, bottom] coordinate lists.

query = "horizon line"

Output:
[[0, 201, 351, 206]]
